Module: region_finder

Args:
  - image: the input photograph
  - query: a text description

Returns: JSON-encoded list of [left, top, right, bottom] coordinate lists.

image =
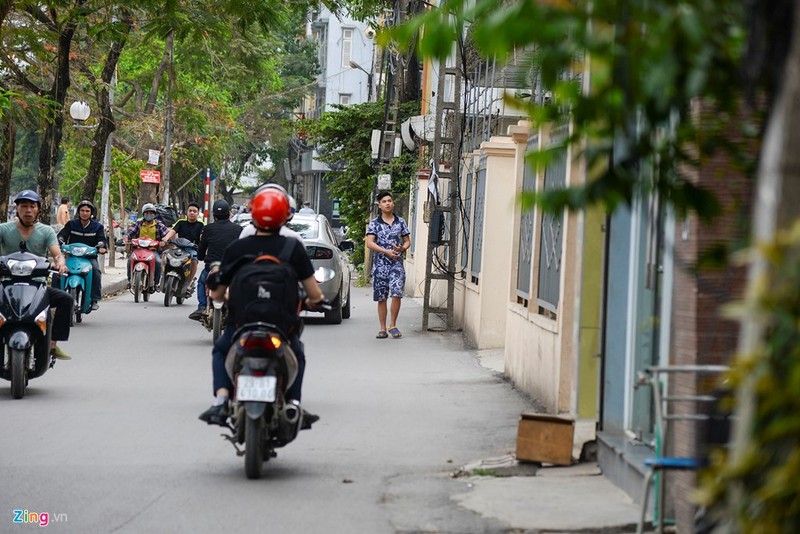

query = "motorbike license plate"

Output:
[[236, 375, 277, 402]]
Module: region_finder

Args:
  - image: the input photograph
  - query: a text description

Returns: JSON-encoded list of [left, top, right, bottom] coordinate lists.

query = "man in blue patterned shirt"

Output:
[[365, 191, 411, 339]]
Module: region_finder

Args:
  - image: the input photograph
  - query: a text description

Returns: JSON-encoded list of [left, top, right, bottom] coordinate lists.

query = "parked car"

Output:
[[286, 213, 354, 324]]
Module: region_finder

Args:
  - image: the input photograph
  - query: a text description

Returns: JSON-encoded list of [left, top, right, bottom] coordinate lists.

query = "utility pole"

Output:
[[161, 33, 174, 205], [421, 37, 462, 331], [101, 68, 116, 269]]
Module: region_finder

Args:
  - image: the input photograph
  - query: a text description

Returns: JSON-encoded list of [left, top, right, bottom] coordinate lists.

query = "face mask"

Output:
[[143, 213, 155, 222]]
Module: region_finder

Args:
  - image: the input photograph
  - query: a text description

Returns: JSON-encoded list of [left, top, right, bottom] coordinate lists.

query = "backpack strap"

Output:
[[252, 237, 295, 265]]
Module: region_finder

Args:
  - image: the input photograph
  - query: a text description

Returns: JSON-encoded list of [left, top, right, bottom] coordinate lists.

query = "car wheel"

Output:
[[341, 287, 351, 319], [324, 290, 343, 325]]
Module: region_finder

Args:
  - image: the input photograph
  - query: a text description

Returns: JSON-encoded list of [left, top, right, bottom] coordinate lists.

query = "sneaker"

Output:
[[301, 410, 320, 430], [199, 403, 229, 426], [50, 345, 72, 361], [90, 302, 100, 311], [189, 307, 205, 321]]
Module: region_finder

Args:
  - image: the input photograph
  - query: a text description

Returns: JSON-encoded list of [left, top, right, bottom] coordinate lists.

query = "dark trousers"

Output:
[[212, 325, 306, 402], [47, 286, 74, 341], [197, 266, 209, 310], [89, 257, 102, 304]]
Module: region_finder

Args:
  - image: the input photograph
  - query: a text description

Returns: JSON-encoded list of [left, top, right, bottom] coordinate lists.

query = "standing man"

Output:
[[56, 197, 71, 226], [189, 200, 242, 320], [0, 191, 74, 360], [365, 191, 411, 339], [164, 201, 204, 293], [298, 201, 315, 214], [57, 200, 107, 310]]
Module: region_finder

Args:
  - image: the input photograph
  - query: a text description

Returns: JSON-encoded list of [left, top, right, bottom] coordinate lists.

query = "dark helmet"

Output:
[[212, 199, 230, 221], [76, 199, 96, 217], [14, 190, 41, 207]]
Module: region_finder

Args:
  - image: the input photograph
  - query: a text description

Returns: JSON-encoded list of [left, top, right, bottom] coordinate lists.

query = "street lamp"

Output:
[[69, 101, 91, 122], [349, 60, 374, 102]]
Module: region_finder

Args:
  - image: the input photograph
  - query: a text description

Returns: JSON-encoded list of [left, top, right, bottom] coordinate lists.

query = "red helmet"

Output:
[[250, 189, 290, 230]]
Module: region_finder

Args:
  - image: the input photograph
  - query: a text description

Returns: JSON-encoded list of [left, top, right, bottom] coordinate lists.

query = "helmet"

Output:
[[212, 199, 230, 221], [76, 199, 96, 217], [141, 203, 156, 215], [255, 183, 293, 220], [288, 195, 297, 221], [250, 189, 290, 230], [231, 203, 240, 212], [14, 190, 41, 207]]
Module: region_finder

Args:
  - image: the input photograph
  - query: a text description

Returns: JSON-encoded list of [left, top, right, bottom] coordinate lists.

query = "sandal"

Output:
[[388, 327, 402, 339], [376, 330, 388, 339]]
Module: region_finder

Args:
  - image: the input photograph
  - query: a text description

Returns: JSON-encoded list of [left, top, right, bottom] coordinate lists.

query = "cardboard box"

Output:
[[516, 413, 575, 465]]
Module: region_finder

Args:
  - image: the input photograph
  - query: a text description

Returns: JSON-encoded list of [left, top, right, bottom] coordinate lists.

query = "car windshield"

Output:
[[287, 220, 319, 239]]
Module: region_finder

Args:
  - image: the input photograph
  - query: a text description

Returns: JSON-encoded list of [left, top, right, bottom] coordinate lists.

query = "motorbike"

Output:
[[199, 263, 226, 342], [128, 237, 160, 303], [59, 241, 102, 324], [219, 267, 333, 479], [161, 237, 196, 307], [0, 248, 55, 399]]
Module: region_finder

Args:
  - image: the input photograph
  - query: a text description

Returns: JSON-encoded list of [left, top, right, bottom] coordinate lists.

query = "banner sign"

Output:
[[148, 149, 160, 166], [140, 169, 161, 184]]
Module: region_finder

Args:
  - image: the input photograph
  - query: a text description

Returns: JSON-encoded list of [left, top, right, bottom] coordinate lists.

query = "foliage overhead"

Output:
[[386, 0, 756, 220]]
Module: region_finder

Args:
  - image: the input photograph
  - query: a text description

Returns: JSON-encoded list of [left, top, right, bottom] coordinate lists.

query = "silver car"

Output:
[[286, 214, 353, 324]]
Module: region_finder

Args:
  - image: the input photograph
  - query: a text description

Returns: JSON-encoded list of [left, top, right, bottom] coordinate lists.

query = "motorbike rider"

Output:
[[163, 201, 204, 292], [57, 199, 107, 310], [189, 200, 242, 321], [0, 190, 73, 360], [199, 188, 324, 427], [122, 203, 170, 292]]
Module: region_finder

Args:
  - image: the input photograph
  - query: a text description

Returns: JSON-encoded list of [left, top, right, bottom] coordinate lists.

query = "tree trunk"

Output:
[[0, 118, 15, 221], [82, 10, 132, 202], [36, 17, 79, 223], [729, 0, 800, 522]]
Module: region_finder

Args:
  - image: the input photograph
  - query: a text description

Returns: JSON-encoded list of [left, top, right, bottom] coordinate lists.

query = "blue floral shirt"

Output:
[[367, 214, 410, 272]]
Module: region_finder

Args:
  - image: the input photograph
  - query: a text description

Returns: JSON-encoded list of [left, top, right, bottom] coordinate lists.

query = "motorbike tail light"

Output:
[[34, 310, 48, 334], [307, 246, 333, 260], [240, 334, 282, 351]]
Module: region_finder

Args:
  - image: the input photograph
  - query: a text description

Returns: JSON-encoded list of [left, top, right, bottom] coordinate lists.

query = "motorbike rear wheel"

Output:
[[10, 348, 26, 399], [164, 277, 175, 307], [212, 307, 222, 343], [132, 271, 142, 303], [142, 275, 150, 302], [244, 416, 265, 479]]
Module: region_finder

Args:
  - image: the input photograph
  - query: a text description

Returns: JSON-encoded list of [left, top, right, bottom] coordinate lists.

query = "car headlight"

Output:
[[7, 259, 37, 277]]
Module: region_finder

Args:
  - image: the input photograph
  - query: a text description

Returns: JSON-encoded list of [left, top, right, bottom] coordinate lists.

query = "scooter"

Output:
[[218, 267, 332, 479], [128, 238, 159, 303], [0, 248, 54, 399], [59, 241, 102, 324], [161, 237, 196, 307]]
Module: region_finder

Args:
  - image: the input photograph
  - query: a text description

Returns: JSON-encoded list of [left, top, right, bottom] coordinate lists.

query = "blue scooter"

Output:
[[59, 242, 101, 324]]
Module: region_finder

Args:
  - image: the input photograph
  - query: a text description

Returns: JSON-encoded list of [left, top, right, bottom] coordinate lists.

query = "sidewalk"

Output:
[[405, 294, 643, 533], [99, 255, 130, 297]]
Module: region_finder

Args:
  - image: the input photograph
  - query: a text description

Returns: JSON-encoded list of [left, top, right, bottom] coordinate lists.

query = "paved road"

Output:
[[0, 283, 535, 533]]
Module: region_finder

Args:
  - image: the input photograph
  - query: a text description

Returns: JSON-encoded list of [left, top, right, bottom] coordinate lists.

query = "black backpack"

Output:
[[227, 239, 300, 333]]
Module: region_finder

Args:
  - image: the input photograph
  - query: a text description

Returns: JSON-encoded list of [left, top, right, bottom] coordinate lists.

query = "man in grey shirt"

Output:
[[0, 190, 74, 360]]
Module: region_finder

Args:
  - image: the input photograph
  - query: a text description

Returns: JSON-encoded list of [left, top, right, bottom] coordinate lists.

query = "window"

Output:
[[516, 135, 538, 301], [339, 94, 351, 106], [342, 28, 353, 67]]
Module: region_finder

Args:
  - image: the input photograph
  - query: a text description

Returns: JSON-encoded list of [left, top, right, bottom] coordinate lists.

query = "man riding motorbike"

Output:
[[57, 199, 107, 310], [163, 201, 204, 293], [123, 203, 170, 292], [189, 200, 242, 321], [198, 188, 324, 427], [0, 190, 73, 360]]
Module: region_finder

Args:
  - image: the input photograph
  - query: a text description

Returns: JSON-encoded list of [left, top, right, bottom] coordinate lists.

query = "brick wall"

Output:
[[670, 101, 756, 532]]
